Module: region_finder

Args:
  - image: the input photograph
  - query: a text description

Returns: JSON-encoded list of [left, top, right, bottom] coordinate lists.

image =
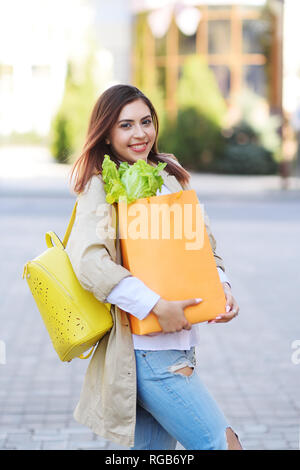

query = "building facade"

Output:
[[2, 0, 299, 152], [131, 0, 284, 118]]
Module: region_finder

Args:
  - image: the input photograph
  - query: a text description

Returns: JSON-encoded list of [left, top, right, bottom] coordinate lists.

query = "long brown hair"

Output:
[[70, 84, 190, 194]]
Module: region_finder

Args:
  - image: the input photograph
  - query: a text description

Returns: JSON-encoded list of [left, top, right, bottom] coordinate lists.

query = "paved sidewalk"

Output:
[[1, 144, 300, 200], [0, 145, 299, 450]]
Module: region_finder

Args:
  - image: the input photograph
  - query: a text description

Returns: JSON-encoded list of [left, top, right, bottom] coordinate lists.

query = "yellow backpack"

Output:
[[22, 201, 113, 362]]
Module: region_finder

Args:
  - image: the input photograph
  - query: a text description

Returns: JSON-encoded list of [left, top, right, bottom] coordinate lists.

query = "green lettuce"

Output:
[[101, 154, 128, 204], [102, 154, 167, 204]]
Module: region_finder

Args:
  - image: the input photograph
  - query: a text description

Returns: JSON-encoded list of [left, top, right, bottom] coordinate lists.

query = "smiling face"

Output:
[[108, 99, 156, 164]]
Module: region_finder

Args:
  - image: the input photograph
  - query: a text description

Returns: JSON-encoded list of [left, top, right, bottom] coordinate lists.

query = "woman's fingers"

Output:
[[179, 298, 202, 330], [208, 298, 240, 323], [183, 321, 192, 330], [153, 298, 202, 333], [180, 298, 203, 309], [155, 295, 240, 330]]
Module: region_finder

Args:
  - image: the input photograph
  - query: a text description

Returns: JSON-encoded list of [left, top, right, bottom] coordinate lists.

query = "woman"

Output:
[[67, 84, 242, 450]]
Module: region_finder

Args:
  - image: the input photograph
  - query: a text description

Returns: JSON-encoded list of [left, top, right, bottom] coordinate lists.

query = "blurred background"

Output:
[[0, 0, 300, 451], [0, 0, 299, 180]]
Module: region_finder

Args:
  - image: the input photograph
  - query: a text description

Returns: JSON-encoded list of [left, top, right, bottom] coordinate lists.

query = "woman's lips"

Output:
[[129, 142, 148, 153]]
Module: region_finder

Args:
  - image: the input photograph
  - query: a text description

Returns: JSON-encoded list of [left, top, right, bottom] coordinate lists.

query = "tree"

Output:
[[50, 53, 98, 163]]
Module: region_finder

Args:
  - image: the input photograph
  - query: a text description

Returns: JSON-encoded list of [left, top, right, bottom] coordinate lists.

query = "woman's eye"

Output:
[[120, 120, 152, 129]]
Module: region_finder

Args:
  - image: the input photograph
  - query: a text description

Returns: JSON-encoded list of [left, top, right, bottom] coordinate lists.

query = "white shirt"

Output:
[[106, 184, 231, 350]]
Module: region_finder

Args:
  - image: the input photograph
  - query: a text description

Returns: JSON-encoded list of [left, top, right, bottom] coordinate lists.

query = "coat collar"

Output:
[[160, 168, 184, 193]]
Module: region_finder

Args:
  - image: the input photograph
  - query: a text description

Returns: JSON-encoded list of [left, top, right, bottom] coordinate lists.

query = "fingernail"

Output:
[[216, 316, 222, 320], [226, 305, 231, 313], [196, 298, 203, 302]]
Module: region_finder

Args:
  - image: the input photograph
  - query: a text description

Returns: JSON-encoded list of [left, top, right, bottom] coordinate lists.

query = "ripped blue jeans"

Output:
[[131, 348, 229, 450]]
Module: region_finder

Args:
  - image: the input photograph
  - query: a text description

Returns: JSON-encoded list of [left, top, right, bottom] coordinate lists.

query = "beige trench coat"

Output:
[[66, 166, 226, 448]]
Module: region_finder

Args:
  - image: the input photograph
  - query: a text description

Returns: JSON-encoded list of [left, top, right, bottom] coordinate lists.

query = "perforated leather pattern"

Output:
[[27, 270, 89, 348]]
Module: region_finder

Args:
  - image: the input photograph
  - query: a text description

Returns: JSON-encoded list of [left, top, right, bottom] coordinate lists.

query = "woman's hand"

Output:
[[152, 298, 203, 333], [208, 282, 239, 324]]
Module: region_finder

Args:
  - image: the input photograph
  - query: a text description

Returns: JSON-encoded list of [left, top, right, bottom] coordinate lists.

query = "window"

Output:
[[208, 20, 230, 54], [155, 35, 167, 57], [134, 4, 278, 114], [178, 30, 197, 55], [209, 65, 231, 98], [243, 65, 267, 98], [242, 19, 269, 54]]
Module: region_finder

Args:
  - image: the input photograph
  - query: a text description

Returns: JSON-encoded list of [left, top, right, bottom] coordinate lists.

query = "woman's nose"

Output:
[[133, 125, 146, 138]]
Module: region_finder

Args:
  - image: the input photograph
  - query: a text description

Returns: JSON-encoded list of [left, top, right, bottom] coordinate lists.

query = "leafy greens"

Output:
[[102, 154, 167, 204]]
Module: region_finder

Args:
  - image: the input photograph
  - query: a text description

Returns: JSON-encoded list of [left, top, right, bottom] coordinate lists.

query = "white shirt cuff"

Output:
[[105, 276, 161, 321]]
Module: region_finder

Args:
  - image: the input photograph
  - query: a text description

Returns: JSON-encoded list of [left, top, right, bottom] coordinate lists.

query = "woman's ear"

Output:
[[105, 138, 110, 145]]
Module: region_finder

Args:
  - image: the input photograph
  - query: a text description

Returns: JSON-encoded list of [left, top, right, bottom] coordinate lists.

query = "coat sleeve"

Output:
[[65, 175, 133, 303], [202, 209, 226, 272]]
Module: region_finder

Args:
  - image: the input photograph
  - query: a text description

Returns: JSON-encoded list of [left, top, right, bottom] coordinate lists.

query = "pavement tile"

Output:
[[1, 145, 300, 451], [42, 441, 68, 450], [14, 443, 42, 450], [243, 424, 268, 434], [68, 441, 108, 450]]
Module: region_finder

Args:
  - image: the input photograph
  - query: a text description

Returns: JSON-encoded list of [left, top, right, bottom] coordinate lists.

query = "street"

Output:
[[0, 146, 299, 450]]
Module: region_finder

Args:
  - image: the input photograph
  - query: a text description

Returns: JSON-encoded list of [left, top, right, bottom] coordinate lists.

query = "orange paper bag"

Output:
[[118, 189, 226, 335]]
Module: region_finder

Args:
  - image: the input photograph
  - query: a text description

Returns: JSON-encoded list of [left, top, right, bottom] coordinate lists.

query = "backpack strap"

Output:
[[63, 200, 78, 248]]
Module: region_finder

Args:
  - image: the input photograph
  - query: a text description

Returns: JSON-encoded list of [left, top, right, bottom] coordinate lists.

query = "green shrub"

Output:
[[50, 56, 97, 164], [50, 113, 73, 163], [177, 56, 227, 128], [158, 56, 226, 171], [158, 107, 223, 171], [230, 89, 282, 160], [214, 142, 278, 175], [213, 117, 279, 175], [158, 67, 280, 174]]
